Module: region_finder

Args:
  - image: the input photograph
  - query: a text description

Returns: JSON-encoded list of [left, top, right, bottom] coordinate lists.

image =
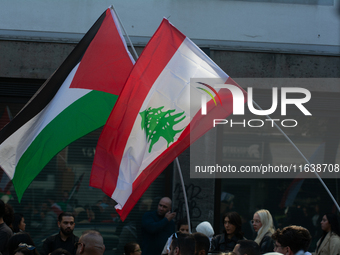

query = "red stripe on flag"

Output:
[[116, 77, 246, 220], [90, 19, 186, 196], [70, 9, 134, 95]]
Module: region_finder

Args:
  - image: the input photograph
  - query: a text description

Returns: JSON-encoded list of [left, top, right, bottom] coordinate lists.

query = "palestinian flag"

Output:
[[90, 18, 246, 221], [0, 8, 135, 201]]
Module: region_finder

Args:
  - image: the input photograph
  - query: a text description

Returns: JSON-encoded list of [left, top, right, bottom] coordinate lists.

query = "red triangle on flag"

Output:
[[70, 9, 134, 95]]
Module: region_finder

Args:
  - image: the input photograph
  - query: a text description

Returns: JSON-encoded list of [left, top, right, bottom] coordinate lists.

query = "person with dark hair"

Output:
[[162, 218, 190, 255], [50, 248, 72, 255], [4, 203, 14, 231], [13, 246, 35, 255], [75, 230, 105, 255], [176, 219, 190, 234], [233, 240, 260, 255], [0, 199, 13, 255], [8, 232, 39, 255], [193, 232, 210, 255], [272, 225, 311, 255], [41, 212, 78, 255], [313, 213, 340, 255], [13, 214, 26, 233], [124, 242, 141, 255], [211, 212, 245, 253], [169, 232, 195, 255]]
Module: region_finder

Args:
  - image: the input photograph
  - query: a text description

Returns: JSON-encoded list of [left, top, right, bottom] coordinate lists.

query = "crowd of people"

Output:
[[0, 196, 340, 255]]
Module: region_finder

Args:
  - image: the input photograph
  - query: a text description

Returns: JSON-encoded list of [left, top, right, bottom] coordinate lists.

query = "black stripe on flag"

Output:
[[0, 10, 107, 144]]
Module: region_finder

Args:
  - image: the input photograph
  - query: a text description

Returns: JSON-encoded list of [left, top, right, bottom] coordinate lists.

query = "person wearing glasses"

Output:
[[313, 213, 340, 255], [41, 212, 78, 255], [75, 230, 105, 255], [271, 225, 312, 255], [252, 209, 275, 254], [124, 242, 142, 255], [211, 212, 245, 253]]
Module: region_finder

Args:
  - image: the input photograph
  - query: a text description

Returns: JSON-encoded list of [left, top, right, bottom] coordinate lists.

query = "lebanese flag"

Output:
[[0, 8, 134, 201], [90, 18, 246, 221]]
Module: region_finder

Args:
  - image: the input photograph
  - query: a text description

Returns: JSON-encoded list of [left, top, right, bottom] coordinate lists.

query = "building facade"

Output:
[[1, 0, 340, 253]]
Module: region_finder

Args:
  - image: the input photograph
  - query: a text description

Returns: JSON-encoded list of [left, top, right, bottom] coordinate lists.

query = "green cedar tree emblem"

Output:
[[140, 106, 186, 153]]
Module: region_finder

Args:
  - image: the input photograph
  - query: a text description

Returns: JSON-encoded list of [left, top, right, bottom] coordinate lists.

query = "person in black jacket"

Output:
[[252, 209, 274, 254], [41, 212, 79, 255], [0, 200, 13, 255], [211, 212, 245, 253], [141, 197, 176, 255]]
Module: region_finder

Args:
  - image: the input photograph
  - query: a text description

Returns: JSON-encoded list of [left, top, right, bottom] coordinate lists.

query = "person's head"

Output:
[[223, 212, 243, 239], [195, 221, 214, 239], [177, 219, 190, 233], [157, 197, 172, 217], [76, 230, 105, 255], [170, 232, 196, 255], [13, 246, 35, 255], [193, 232, 210, 255], [233, 240, 260, 255], [4, 203, 14, 227], [13, 213, 26, 233], [272, 225, 311, 254], [253, 209, 275, 244], [58, 212, 75, 237], [50, 248, 72, 255], [124, 242, 141, 255], [8, 232, 37, 255], [320, 213, 340, 236]]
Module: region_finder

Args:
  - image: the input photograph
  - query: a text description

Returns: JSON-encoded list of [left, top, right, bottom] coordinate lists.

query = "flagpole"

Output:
[[110, 5, 139, 60], [175, 157, 192, 233], [252, 100, 340, 212]]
